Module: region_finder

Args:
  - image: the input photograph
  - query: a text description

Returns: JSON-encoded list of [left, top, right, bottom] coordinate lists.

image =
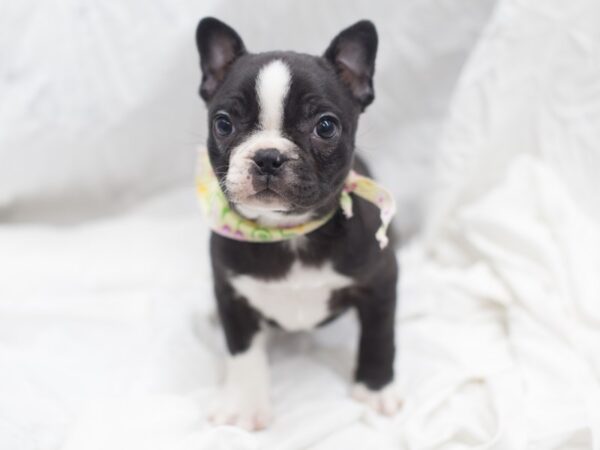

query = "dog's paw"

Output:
[[351, 382, 402, 416], [208, 389, 272, 431]]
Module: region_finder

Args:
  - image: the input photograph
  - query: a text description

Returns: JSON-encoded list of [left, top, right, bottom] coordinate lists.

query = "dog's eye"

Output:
[[214, 114, 234, 137], [314, 116, 338, 139]]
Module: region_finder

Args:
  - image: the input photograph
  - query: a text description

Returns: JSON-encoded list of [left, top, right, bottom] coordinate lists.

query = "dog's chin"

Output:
[[250, 190, 288, 207], [230, 189, 317, 228], [233, 189, 289, 213]]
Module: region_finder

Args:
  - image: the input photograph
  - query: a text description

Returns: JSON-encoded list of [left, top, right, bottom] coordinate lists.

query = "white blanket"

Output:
[[2, 0, 600, 448]]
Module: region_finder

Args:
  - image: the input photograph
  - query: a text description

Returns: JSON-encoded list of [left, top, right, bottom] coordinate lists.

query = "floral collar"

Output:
[[196, 149, 395, 248]]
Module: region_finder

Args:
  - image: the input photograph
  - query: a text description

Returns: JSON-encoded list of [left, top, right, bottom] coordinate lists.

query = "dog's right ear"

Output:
[[195, 18, 246, 102]]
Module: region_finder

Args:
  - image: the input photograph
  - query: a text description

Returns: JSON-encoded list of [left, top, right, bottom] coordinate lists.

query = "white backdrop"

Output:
[[0, 0, 495, 233], [3, 0, 600, 449]]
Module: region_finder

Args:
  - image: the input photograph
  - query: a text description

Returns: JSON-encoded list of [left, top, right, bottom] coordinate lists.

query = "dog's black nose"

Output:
[[253, 149, 287, 176]]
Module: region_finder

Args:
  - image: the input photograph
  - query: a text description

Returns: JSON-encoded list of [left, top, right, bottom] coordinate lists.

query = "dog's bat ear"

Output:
[[324, 20, 378, 111], [196, 17, 246, 102]]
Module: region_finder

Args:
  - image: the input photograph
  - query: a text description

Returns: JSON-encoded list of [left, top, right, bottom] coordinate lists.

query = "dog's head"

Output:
[[195, 18, 377, 225]]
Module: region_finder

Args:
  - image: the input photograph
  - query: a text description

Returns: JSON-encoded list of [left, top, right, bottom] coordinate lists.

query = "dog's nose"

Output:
[[253, 149, 287, 176]]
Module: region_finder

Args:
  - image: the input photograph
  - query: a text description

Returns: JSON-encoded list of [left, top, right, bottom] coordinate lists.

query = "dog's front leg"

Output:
[[209, 279, 271, 430], [352, 279, 402, 415]]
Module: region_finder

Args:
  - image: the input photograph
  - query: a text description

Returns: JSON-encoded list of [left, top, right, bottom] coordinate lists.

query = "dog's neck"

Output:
[[234, 205, 315, 228]]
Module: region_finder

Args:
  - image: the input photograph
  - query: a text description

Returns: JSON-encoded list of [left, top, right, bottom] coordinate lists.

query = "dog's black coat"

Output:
[[196, 18, 398, 391]]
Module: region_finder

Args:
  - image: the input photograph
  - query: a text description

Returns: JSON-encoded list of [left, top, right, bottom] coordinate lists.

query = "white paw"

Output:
[[208, 389, 272, 431], [351, 382, 402, 416]]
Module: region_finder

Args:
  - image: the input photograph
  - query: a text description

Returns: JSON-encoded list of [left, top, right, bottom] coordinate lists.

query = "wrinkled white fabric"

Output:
[[407, 0, 600, 447], [399, 156, 600, 449]]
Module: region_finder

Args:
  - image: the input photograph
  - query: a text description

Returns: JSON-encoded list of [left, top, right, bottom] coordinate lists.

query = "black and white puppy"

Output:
[[196, 17, 399, 430]]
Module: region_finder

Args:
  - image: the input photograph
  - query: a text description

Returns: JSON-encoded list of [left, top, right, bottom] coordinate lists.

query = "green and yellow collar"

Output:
[[196, 149, 395, 248]]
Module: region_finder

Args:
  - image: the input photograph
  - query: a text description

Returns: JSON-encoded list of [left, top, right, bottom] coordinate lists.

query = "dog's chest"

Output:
[[230, 261, 352, 331]]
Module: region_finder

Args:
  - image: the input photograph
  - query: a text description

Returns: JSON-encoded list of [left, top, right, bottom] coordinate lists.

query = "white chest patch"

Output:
[[230, 262, 353, 331]]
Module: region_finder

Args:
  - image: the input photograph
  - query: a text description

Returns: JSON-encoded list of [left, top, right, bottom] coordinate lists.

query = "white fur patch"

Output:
[[287, 235, 309, 252], [351, 382, 403, 416], [231, 262, 352, 331], [256, 59, 291, 131], [225, 131, 297, 205], [224, 59, 299, 217], [236, 205, 313, 228], [209, 333, 271, 430]]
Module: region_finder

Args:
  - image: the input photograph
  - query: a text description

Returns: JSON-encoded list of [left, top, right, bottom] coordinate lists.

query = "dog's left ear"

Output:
[[324, 20, 378, 110], [196, 17, 247, 102]]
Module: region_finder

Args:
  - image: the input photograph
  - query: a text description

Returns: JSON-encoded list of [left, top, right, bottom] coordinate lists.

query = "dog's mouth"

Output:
[[223, 155, 322, 216], [232, 187, 291, 215], [251, 188, 284, 203], [243, 177, 292, 207]]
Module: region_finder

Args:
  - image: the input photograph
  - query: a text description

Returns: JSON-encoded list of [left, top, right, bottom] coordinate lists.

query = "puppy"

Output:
[[195, 17, 399, 430]]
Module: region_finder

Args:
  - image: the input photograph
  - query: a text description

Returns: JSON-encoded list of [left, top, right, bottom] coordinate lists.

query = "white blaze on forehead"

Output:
[[226, 59, 297, 217], [256, 59, 291, 131]]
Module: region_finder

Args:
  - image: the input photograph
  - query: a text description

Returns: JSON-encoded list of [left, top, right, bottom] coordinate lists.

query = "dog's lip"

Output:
[[250, 188, 284, 202]]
